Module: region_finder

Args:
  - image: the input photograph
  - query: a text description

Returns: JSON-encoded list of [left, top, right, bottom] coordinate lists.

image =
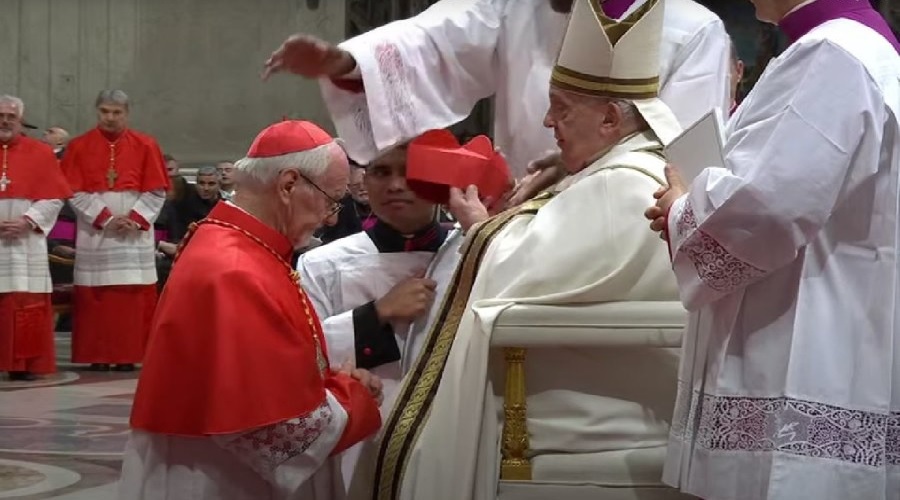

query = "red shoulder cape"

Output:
[[61, 128, 169, 193], [131, 203, 355, 435], [0, 136, 72, 200]]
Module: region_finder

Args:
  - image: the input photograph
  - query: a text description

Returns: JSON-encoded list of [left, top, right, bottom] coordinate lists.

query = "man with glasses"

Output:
[[317, 162, 374, 245], [121, 120, 383, 499]]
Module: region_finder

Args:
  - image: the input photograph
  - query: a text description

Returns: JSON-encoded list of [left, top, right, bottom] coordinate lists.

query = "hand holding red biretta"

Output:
[[404, 130, 512, 206]]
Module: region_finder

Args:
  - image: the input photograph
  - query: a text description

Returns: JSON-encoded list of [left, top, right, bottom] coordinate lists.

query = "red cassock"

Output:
[[130, 202, 381, 452], [0, 136, 73, 373], [61, 128, 169, 364]]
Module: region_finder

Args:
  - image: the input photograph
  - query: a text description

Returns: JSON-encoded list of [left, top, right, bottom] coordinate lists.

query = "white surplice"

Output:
[[384, 131, 680, 500], [320, 0, 731, 177], [69, 190, 164, 286], [0, 199, 64, 294], [119, 391, 349, 500], [662, 19, 900, 500], [297, 229, 463, 487]]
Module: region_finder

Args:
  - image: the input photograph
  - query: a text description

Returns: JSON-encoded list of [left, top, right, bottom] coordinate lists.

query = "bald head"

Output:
[[43, 127, 69, 149]]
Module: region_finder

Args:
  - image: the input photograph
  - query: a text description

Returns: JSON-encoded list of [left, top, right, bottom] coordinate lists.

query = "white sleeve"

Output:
[[320, 0, 503, 164], [24, 199, 64, 234], [660, 18, 732, 128], [131, 189, 166, 225], [666, 40, 881, 310], [298, 257, 357, 368], [69, 192, 108, 225], [212, 391, 348, 494]]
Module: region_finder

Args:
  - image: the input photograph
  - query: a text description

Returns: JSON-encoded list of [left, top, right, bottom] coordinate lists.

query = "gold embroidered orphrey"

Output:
[[371, 193, 554, 500]]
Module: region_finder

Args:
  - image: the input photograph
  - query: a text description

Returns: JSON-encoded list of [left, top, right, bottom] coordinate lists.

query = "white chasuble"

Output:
[[367, 132, 680, 500]]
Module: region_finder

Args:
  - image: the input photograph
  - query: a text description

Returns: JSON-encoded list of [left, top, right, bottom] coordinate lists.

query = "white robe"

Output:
[[320, 0, 731, 176], [119, 391, 349, 500], [69, 190, 165, 287], [375, 132, 680, 500], [297, 229, 463, 487], [0, 199, 64, 294], [662, 19, 900, 500]]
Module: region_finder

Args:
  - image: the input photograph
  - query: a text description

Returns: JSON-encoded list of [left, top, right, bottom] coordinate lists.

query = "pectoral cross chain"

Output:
[[0, 144, 10, 192], [107, 143, 118, 189]]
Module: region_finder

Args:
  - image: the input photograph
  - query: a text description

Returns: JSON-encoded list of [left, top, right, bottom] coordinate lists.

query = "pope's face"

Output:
[[96, 102, 129, 134], [543, 88, 616, 173], [0, 102, 23, 143]]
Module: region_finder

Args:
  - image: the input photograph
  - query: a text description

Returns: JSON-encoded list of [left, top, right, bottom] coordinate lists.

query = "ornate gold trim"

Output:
[[500, 347, 531, 481], [372, 194, 554, 500], [551, 67, 659, 99]]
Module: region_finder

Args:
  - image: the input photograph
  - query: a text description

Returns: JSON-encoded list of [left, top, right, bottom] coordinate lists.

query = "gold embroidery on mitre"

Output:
[[552, 0, 664, 98]]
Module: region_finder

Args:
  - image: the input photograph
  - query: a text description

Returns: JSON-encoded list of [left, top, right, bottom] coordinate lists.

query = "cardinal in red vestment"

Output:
[[0, 96, 72, 381], [120, 120, 382, 499], [60, 90, 169, 371]]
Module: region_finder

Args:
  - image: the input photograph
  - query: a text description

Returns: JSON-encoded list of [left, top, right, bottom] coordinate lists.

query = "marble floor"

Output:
[[0, 333, 135, 499]]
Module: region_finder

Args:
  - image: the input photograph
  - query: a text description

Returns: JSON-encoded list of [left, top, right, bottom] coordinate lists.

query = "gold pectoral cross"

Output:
[[0, 144, 9, 192], [106, 167, 118, 188], [107, 143, 118, 189]]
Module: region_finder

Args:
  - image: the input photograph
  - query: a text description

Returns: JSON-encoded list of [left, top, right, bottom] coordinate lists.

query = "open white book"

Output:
[[664, 107, 727, 183]]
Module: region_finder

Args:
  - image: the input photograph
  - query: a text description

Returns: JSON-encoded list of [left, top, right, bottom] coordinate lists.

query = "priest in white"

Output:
[[364, 2, 682, 499], [645, 0, 900, 499], [262, 0, 731, 177]]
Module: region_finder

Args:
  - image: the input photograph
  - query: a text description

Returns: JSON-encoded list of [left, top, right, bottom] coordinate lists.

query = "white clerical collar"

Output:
[[784, 0, 819, 19]]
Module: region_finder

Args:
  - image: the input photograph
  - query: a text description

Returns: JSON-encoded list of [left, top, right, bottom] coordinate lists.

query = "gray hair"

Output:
[[95, 89, 130, 109], [234, 141, 344, 189], [196, 165, 219, 177], [0, 95, 24, 117], [608, 98, 644, 127]]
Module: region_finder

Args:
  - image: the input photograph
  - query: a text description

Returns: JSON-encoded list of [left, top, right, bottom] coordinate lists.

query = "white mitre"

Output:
[[550, 0, 681, 145]]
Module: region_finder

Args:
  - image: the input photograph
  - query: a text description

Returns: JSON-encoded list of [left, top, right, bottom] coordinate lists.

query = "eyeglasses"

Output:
[[297, 171, 343, 217]]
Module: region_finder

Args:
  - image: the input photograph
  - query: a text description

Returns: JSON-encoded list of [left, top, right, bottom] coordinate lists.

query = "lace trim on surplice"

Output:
[[214, 400, 334, 479], [680, 392, 900, 467], [676, 199, 766, 292]]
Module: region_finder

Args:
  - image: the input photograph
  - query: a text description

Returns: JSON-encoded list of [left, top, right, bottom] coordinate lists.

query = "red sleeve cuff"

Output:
[[326, 373, 381, 455], [128, 210, 151, 231], [92, 207, 113, 230], [329, 78, 365, 94]]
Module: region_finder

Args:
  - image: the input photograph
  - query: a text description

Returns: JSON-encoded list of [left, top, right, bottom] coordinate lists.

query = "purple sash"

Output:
[[154, 229, 169, 243], [48, 220, 76, 242], [780, 0, 900, 54], [601, 0, 637, 19]]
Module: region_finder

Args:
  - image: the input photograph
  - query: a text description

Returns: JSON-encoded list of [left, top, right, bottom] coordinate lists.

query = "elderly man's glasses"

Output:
[[297, 171, 342, 217]]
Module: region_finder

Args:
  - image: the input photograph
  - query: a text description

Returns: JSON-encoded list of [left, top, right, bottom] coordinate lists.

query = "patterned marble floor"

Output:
[[0, 333, 136, 499]]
